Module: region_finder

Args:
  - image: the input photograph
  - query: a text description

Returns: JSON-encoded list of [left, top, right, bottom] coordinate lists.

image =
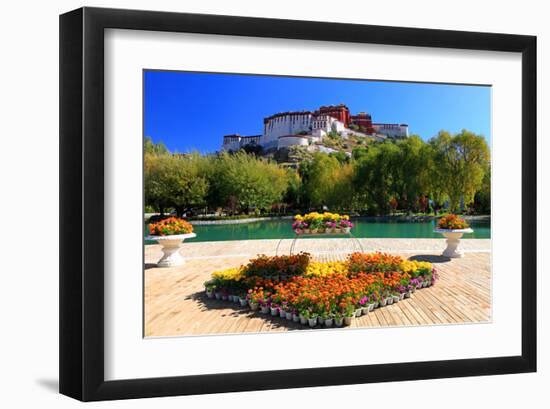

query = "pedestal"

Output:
[[148, 233, 197, 267], [434, 228, 473, 258]]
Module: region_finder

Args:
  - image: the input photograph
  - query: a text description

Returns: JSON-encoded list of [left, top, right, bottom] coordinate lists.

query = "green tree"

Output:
[[393, 136, 434, 211], [212, 152, 289, 214], [430, 130, 490, 212], [144, 136, 169, 155], [353, 142, 400, 215], [302, 153, 341, 208], [473, 166, 491, 214], [144, 152, 209, 216]]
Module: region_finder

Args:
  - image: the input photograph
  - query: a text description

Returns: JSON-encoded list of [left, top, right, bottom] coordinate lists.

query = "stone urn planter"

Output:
[[434, 228, 473, 258], [148, 233, 196, 267]]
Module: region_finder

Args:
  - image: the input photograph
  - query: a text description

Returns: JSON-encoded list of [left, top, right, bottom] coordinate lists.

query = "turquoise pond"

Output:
[[145, 218, 490, 244]]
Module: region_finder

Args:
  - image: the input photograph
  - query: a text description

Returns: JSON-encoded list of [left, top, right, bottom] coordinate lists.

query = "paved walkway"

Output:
[[144, 238, 491, 337]]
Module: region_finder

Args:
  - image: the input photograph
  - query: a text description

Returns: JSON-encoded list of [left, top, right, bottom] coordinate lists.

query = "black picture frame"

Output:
[[59, 7, 537, 401]]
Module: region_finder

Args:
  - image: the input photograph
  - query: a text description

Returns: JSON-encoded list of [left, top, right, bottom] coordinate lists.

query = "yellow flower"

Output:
[[305, 261, 348, 277], [211, 267, 245, 281]]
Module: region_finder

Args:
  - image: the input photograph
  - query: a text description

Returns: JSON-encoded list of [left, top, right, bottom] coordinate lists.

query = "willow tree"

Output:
[[430, 130, 490, 212], [353, 142, 400, 215], [211, 152, 289, 214], [300, 153, 353, 209], [144, 152, 209, 216]]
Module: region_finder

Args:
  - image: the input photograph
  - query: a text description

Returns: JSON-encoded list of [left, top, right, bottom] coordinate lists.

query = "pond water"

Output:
[[145, 217, 490, 244]]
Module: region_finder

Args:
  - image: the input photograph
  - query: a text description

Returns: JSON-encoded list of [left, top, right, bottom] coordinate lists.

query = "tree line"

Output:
[[144, 129, 490, 217]]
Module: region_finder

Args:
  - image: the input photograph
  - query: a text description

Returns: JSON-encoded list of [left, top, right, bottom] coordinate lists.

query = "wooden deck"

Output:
[[144, 238, 491, 337]]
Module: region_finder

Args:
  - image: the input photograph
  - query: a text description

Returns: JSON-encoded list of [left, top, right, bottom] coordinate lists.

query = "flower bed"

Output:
[[203, 252, 437, 328], [292, 212, 353, 235], [148, 217, 194, 236]]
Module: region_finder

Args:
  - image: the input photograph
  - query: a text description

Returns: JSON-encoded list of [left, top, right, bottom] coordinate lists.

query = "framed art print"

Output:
[[59, 7, 537, 401]]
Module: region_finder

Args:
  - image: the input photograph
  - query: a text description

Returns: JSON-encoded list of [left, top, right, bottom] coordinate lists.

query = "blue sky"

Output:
[[144, 70, 491, 153]]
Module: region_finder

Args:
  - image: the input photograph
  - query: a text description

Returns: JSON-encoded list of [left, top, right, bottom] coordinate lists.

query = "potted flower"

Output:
[[299, 310, 309, 325], [247, 293, 260, 310], [343, 304, 355, 326], [308, 314, 318, 328], [270, 303, 279, 316], [285, 309, 293, 321], [292, 220, 308, 235], [292, 311, 300, 323], [260, 303, 270, 314], [221, 289, 229, 301], [204, 281, 215, 299], [318, 312, 326, 326], [334, 313, 344, 327], [147, 217, 196, 267], [325, 221, 336, 234], [434, 214, 473, 258], [339, 218, 353, 234], [359, 296, 369, 315], [324, 314, 334, 327]]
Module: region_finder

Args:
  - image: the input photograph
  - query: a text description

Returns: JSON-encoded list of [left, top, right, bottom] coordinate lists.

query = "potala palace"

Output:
[[222, 104, 409, 152]]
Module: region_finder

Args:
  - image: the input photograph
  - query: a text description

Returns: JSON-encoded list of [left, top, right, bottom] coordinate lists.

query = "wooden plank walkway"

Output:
[[144, 239, 491, 337]]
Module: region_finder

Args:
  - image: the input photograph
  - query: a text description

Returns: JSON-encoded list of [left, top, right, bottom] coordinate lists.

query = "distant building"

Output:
[[221, 104, 408, 151]]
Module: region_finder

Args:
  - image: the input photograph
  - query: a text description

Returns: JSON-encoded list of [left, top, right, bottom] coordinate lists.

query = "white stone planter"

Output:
[[148, 233, 196, 267], [434, 228, 473, 258]]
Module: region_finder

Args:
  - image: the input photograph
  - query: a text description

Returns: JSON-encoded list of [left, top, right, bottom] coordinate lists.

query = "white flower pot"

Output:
[[270, 307, 279, 316], [214, 292, 222, 300], [260, 305, 269, 314], [434, 228, 473, 258], [361, 307, 369, 315], [300, 315, 308, 325], [286, 311, 293, 320], [324, 318, 333, 327], [335, 318, 344, 327], [239, 298, 248, 307], [206, 290, 214, 299], [368, 303, 375, 312], [393, 295, 400, 303], [343, 316, 353, 326], [318, 317, 325, 325], [308, 317, 318, 328], [250, 302, 259, 311], [292, 313, 300, 322], [279, 309, 286, 318], [148, 233, 196, 267], [355, 309, 362, 317], [387, 298, 393, 305]]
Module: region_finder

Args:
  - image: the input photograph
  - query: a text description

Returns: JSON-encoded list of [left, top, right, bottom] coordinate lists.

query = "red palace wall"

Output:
[[318, 105, 351, 127], [351, 114, 374, 134]]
